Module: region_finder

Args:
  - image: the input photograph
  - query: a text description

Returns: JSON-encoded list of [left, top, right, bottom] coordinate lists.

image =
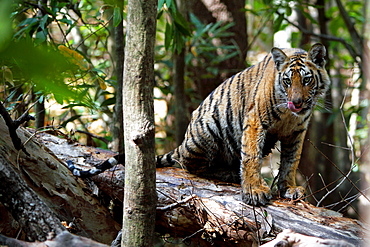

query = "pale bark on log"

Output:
[[36, 131, 366, 246], [0, 117, 120, 244], [0, 231, 109, 247], [260, 229, 356, 247]]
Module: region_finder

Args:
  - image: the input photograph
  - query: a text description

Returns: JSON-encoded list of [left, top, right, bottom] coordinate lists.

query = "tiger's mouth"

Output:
[[287, 101, 303, 113]]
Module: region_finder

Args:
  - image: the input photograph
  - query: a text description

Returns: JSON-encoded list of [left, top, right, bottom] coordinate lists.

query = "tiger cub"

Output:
[[68, 43, 330, 206], [157, 43, 330, 205]]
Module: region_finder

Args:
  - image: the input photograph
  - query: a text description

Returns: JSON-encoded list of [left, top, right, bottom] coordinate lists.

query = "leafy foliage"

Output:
[[0, 0, 368, 160]]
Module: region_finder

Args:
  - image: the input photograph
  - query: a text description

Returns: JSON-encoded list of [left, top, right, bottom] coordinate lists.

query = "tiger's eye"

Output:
[[303, 77, 312, 85], [283, 78, 291, 86]]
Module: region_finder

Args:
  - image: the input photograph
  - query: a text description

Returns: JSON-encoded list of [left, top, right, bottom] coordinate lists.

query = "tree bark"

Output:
[[0, 155, 65, 241], [121, 0, 158, 246], [361, 0, 370, 242], [111, 2, 125, 154]]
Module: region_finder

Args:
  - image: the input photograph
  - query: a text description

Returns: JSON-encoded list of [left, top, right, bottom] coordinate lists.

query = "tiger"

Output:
[[67, 43, 330, 206]]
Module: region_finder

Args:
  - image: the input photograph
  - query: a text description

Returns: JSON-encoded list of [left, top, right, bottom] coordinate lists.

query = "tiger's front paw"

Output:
[[280, 186, 305, 200], [242, 185, 272, 206]]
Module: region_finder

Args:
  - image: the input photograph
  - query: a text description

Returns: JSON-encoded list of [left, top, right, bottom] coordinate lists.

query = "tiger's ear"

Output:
[[308, 43, 326, 68], [271, 47, 288, 71]]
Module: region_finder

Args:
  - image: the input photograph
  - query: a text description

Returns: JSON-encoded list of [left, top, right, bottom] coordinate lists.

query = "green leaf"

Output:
[[101, 97, 116, 107], [285, 5, 292, 16], [173, 12, 191, 36], [157, 0, 165, 12], [39, 15, 49, 30], [164, 22, 173, 50], [273, 13, 284, 33], [165, 0, 173, 9], [113, 7, 122, 27], [0, 0, 12, 49], [300, 10, 318, 25], [35, 31, 47, 45]]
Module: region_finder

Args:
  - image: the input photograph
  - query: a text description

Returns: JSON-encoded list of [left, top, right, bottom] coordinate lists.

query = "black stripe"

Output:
[[298, 113, 311, 126], [212, 108, 224, 139], [293, 128, 307, 136], [252, 56, 272, 102], [184, 139, 205, 157], [206, 122, 220, 142], [187, 122, 208, 153], [317, 70, 326, 91]]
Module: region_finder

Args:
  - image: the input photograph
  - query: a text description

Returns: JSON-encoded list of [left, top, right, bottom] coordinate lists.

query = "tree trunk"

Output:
[[111, 2, 125, 153], [173, 0, 189, 146], [34, 98, 45, 129], [121, 0, 158, 246], [361, 0, 370, 239]]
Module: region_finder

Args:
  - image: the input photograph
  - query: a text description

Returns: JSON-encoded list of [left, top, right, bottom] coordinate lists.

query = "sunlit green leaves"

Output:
[[158, 0, 192, 53], [0, 1, 13, 49], [113, 6, 122, 27]]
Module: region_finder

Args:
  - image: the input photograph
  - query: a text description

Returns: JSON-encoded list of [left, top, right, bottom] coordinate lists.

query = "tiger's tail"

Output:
[[156, 150, 178, 168], [67, 153, 125, 178]]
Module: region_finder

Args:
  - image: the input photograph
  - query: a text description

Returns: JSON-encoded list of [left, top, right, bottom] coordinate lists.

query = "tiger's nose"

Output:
[[292, 98, 303, 108]]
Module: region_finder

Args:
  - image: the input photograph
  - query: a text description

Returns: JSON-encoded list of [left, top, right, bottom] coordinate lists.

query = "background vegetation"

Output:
[[0, 0, 369, 218]]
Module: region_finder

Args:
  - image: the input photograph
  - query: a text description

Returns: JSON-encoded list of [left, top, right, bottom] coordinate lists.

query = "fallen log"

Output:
[[35, 130, 367, 246], [0, 117, 120, 244]]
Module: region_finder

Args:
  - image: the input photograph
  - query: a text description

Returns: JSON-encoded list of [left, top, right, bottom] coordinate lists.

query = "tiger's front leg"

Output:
[[277, 133, 307, 200], [240, 124, 272, 206]]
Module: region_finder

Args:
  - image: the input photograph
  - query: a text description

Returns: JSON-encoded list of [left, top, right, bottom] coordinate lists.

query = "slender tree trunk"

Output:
[[361, 0, 370, 232], [173, 49, 188, 146], [112, 2, 125, 153], [34, 97, 45, 128], [121, 0, 157, 246], [173, 0, 188, 146]]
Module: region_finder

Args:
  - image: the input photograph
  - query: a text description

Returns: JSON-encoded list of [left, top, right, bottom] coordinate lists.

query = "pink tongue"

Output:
[[288, 101, 302, 112]]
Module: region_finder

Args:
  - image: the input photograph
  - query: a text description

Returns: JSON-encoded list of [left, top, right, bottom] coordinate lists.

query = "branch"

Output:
[[283, 17, 361, 68], [334, 0, 363, 54], [0, 101, 34, 156], [75, 129, 110, 144]]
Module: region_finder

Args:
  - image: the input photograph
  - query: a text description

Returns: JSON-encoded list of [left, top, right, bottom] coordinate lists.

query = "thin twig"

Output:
[[157, 194, 196, 211]]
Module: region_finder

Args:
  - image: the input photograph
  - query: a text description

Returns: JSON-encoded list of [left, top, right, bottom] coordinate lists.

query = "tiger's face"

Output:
[[271, 44, 329, 115]]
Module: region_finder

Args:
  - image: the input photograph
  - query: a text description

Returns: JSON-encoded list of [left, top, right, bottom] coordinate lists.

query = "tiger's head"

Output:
[[271, 43, 330, 115]]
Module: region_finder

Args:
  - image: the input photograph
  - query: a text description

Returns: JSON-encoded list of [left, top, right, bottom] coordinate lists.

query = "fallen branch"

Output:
[[0, 101, 35, 156]]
